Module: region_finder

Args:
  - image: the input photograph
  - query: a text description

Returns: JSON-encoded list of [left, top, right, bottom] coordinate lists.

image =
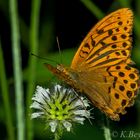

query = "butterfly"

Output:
[[45, 8, 139, 121]]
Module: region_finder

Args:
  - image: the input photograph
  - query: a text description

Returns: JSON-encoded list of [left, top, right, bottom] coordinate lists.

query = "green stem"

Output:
[[135, 0, 140, 40], [54, 124, 63, 140], [118, 0, 131, 7], [0, 43, 15, 140], [136, 0, 140, 16], [103, 117, 112, 140], [134, 16, 140, 41], [54, 132, 60, 140], [9, 0, 25, 139], [80, 0, 105, 19], [103, 126, 112, 140], [26, 0, 41, 140]]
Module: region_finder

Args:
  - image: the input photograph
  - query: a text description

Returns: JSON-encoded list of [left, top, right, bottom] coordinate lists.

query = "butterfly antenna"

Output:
[[30, 53, 58, 64], [56, 37, 63, 64]]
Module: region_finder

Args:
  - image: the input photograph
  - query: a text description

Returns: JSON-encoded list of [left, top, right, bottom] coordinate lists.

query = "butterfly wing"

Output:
[[71, 8, 133, 70], [75, 64, 139, 121], [70, 8, 139, 120]]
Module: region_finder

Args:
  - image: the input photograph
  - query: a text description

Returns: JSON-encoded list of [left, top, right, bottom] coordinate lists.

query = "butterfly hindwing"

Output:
[[72, 63, 139, 120], [107, 63, 139, 113]]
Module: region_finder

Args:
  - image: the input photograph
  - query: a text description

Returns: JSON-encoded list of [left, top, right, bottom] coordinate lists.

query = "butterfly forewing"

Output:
[[71, 8, 133, 70]]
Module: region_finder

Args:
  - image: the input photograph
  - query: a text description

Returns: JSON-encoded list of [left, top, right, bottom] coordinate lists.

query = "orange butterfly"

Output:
[[45, 8, 139, 121]]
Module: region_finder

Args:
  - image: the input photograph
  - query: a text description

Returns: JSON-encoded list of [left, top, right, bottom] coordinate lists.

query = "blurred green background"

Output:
[[0, 0, 140, 140]]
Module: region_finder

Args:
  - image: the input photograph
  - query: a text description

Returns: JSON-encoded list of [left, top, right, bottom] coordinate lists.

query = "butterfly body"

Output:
[[46, 8, 139, 121]]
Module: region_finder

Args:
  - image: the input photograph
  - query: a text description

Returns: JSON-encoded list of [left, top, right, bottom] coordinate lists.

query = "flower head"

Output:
[[30, 84, 91, 134]]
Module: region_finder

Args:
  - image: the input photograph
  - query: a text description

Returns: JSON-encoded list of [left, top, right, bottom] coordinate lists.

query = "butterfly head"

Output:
[[45, 63, 78, 87], [56, 64, 65, 72], [45, 63, 70, 78]]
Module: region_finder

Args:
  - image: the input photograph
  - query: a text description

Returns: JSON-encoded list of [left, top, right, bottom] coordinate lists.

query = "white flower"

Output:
[[30, 84, 91, 133]]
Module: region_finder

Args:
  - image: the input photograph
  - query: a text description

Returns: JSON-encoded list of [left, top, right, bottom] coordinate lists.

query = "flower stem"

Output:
[[103, 117, 112, 140], [54, 132, 60, 140], [54, 124, 63, 140], [9, 0, 25, 139]]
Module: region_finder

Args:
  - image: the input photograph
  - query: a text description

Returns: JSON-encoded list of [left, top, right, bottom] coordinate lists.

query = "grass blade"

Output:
[[26, 0, 41, 140], [0, 42, 15, 140], [9, 0, 25, 139], [80, 0, 105, 19]]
